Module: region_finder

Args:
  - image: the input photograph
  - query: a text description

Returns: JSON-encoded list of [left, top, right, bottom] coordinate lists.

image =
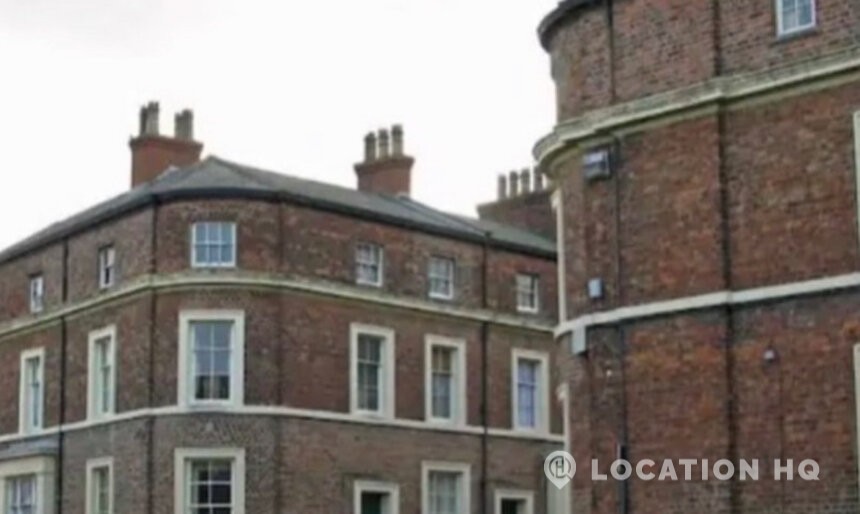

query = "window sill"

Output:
[[774, 26, 819, 44], [351, 409, 393, 420], [428, 294, 454, 302]]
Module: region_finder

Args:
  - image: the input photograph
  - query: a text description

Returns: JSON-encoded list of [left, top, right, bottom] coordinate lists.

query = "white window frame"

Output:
[[19, 348, 45, 435], [511, 349, 550, 433], [87, 326, 117, 420], [85, 458, 114, 514], [29, 275, 44, 314], [97, 246, 116, 290], [515, 274, 540, 314], [349, 323, 396, 418], [424, 336, 467, 425], [427, 256, 455, 300], [353, 480, 400, 514], [190, 222, 237, 269], [178, 310, 245, 408], [355, 242, 384, 287], [494, 489, 534, 514], [0, 457, 55, 514], [174, 448, 245, 514], [775, 0, 816, 36], [421, 461, 471, 514]]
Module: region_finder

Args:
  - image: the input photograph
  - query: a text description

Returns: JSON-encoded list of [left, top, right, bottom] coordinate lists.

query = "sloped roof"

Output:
[[0, 156, 556, 263]]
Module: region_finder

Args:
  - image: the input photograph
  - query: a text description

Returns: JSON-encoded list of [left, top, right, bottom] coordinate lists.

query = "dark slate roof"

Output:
[[0, 156, 556, 264]]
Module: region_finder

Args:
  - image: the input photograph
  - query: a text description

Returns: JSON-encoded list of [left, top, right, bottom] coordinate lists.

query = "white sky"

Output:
[[0, 0, 558, 251]]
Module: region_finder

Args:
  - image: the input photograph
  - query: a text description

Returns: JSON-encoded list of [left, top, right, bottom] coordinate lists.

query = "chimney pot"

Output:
[[140, 101, 160, 136], [497, 174, 508, 200], [392, 125, 404, 156], [520, 168, 531, 194], [509, 171, 520, 196], [364, 132, 378, 162], [175, 109, 194, 141], [378, 129, 391, 159]]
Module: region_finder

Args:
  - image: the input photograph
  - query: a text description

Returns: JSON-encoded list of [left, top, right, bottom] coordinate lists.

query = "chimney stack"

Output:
[[129, 101, 203, 188], [477, 164, 556, 239], [354, 124, 415, 196]]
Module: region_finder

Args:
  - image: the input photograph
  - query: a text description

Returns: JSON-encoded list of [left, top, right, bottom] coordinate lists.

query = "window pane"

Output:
[[193, 223, 236, 266], [191, 321, 234, 401], [429, 472, 459, 514], [188, 460, 232, 514]]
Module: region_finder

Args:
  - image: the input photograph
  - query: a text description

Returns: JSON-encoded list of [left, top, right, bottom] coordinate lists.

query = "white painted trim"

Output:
[[494, 489, 534, 514], [174, 447, 245, 514], [356, 242, 385, 288], [0, 274, 553, 344], [854, 111, 860, 253], [556, 272, 860, 337], [190, 221, 238, 269], [177, 310, 245, 408], [421, 461, 471, 514], [556, 383, 570, 454], [551, 189, 567, 323], [535, 47, 860, 165], [516, 274, 541, 314], [0, 456, 55, 514], [424, 335, 468, 426], [353, 480, 400, 514], [427, 256, 456, 301], [0, 403, 565, 447], [19, 347, 45, 435], [511, 349, 550, 434], [87, 325, 117, 421], [776, 0, 816, 36], [85, 457, 114, 514], [350, 323, 396, 418], [98, 245, 116, 290], [854, 344, 860, 497], [29, 275, 45, 314]]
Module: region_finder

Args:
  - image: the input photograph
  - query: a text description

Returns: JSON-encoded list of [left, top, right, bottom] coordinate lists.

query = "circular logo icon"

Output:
[[544, 451, 576, 489]]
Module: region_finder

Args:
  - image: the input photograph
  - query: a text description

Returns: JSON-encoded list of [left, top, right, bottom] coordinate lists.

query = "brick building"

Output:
[[0, 102, 563, 513], [536, 0, 860, 512]]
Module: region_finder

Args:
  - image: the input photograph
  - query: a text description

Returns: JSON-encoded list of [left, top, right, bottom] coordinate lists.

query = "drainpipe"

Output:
[[480, 232, 492, 514], [56, 238, 69, 514], [146, 199, 160, 514]]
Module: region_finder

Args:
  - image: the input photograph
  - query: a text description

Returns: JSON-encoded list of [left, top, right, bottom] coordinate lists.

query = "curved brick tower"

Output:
[[536, 0, 860, 512]]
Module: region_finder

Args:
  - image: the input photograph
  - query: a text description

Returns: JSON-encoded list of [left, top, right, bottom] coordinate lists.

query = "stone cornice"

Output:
[[0, 405, 566, 448], [555, 271, 860, 338], [534, 47, 860, 172], [0, 272, 554, 342]]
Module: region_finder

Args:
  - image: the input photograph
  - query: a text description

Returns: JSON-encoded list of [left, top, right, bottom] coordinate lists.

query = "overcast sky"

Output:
[[0, 0, 558, 251]]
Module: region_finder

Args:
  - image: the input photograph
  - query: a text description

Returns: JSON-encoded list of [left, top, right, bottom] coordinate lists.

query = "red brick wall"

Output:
[[718, 0, 860, 75], [66, 209, 154, 302], [611, 0, 717, 103], [0, 289, 559, 435], [478, 190, 556, 240], [545, 0, 860, 121], [726, 83, 860, 288], [561, 293, 860, 514], [0, 243, 65, 323], [548, 6, 613, 121]]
